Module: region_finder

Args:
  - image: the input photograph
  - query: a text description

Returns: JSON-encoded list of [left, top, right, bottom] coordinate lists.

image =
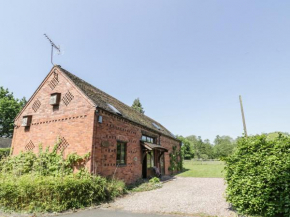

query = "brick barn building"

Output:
[[11, 66, 181, 183]]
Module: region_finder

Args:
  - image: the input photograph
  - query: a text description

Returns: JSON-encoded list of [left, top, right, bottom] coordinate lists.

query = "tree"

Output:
[[186, 135, 214, 159], [203, 139, 215, 159], [0, 87, 26, 137], [131, 98, 145, 114], [186, 135, 198, 144], [213, 135, 235, 158], [177, 136, 194, 160]]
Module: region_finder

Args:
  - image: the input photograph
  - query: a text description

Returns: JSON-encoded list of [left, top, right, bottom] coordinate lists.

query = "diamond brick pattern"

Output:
[[62, 91, 74, 106], [48, 75, 59, 90], [25, 140, 35, 151], [57, 137, 69, 151], [32, 99, 41, 112]]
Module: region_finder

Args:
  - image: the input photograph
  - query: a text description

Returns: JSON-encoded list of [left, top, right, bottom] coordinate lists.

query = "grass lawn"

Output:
[[177, 160, 225, 178]]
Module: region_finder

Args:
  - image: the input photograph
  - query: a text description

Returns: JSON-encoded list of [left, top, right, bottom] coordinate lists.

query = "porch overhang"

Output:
[[141, 142, 168, 152]]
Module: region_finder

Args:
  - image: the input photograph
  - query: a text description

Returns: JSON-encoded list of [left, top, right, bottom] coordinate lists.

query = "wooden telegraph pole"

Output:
[[239, 95, 248, 137]]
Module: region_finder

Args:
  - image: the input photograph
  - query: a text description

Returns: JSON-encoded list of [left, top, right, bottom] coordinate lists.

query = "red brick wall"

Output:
[[92, 109, 181, 183], [11, 67, 96, 170], [11, 67, 181, 184], [159, 136, 181, 175]]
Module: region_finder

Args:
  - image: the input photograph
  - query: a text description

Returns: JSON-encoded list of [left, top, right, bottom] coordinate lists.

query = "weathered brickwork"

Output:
[[11, 66, 181, 184]]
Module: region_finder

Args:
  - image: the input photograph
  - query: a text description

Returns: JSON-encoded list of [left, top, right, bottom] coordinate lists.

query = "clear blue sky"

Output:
[[1, 1, 290, 142]]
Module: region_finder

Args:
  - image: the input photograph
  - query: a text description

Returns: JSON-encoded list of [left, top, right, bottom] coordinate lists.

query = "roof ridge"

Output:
[[57, 65, 177, 140], [58, 66, 164, 125]]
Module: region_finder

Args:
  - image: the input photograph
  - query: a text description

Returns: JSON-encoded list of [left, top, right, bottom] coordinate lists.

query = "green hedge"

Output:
[[224, 134, 290, 217], [0, 148, 10, 160], [0, 144, 125, 212], [0, 174, 125, 212]]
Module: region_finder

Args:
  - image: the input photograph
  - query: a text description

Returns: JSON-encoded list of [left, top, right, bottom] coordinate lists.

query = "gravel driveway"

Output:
[[105, 177, 236, 217]]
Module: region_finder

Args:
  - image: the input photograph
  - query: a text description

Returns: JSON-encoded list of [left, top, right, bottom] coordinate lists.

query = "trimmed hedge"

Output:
[[0, 148, 10, 160], [224, 134, 290, 217]]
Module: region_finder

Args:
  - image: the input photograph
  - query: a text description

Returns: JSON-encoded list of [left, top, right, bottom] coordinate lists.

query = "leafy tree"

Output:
[[177, 136, 194, 160], [0, 86, 26, 137], [203, 139, 215, 159], [186, 135, 214, 159], [131, 97, 145, 114], [213, 135, 235, 158], [186, 135, 198, 144]]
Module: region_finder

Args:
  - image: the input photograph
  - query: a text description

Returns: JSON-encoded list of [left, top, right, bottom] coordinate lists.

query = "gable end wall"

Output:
[[11, 68, 96, 170]]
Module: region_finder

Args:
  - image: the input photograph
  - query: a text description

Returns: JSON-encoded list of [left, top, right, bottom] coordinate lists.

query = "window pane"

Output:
[[141, 135, 146, 141], [121, 143, 125, 164], [151, 151, 154, 167], [117, 142, 126, 165], [147, 152, 151, 168], [116, 143, 121, 164]]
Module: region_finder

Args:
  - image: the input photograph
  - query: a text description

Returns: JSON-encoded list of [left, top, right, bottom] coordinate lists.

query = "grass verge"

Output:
[[178, 160, 224, 178]]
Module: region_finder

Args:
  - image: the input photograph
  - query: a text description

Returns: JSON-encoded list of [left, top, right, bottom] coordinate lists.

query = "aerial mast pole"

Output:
[[44, 34, 61, 65], [239, 95, 248, 137]]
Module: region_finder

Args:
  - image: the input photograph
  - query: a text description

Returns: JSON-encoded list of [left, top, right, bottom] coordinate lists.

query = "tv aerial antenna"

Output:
[[44, 34, 62, 65]]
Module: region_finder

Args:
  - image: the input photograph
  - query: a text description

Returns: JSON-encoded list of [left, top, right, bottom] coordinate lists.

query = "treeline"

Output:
[[177, 135, 237, 160]]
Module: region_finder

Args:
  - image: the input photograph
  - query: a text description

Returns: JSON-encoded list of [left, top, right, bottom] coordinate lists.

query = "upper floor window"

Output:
[[21, 115, 32, 127], [141, 135, 156, 144], [116, 141, 126, 165], [50, 93, 61, 106]]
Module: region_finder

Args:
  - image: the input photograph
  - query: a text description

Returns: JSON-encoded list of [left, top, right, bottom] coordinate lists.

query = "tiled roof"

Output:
[[58, 66, 177, 140]]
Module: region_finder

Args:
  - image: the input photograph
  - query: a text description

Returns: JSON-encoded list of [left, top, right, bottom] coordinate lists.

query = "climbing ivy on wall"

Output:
[[168, 145, 183, 174]]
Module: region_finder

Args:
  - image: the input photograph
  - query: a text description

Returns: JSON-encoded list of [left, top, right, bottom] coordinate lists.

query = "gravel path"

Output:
[[105, 177, 236, 217]]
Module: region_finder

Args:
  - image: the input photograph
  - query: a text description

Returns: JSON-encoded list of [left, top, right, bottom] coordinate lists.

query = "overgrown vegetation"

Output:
[[168, 145, 183, 173], [127, 177, 162, 193], [0, 144, 125, 213], [0, 148, 10, 160], [224, 134, 290, 217]]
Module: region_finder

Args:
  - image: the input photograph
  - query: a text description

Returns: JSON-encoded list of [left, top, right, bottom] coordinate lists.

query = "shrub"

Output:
[[149, 177, 160, 184], [0, 148, 10, 160], [0, 144, 90, 176], [169, 145, 183, 173], [128, 178, 162, 192], [0, 145, 125, 213], [224, 134, 290, 217], [200, 153, 208, 160]]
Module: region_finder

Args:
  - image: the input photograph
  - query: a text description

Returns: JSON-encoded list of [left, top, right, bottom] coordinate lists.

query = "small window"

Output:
[[50, 93, 61, 105], [141, 135, 156, 144], [116, 141, 127, 165], [21, 115, 32, 127]]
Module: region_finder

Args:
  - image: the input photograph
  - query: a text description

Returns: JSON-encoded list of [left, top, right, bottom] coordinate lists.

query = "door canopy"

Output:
[[141, 142, 168, 152]]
